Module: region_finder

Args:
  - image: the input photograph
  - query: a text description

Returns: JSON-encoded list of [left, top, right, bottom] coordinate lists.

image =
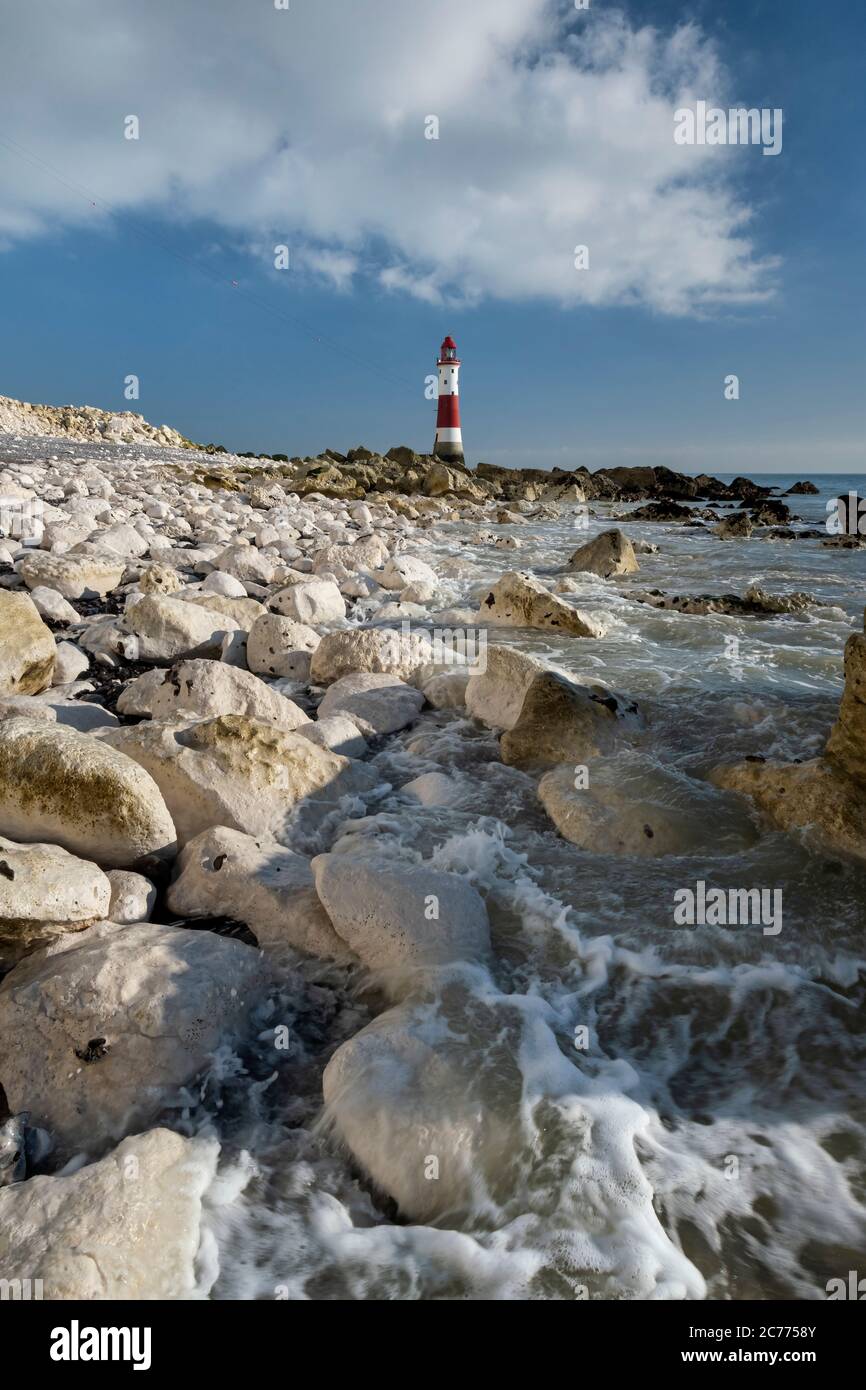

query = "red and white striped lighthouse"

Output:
[[434, 335, 463, 462]]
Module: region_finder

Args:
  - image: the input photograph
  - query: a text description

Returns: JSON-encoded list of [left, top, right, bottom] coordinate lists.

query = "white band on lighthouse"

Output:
[[435, 428, 463, 443]]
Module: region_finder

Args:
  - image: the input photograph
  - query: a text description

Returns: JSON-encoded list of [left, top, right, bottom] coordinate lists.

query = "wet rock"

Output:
[[715, 511, 753, 540], [317, 672, 425, 735], [631, 585, 818, 617], [465, 644, 546, 731], [501, 672, 640, 768], [538, 756, 756, 856], [0, 1128, 219, 1299], [477, 572, 603, 637], [380, 554, 438, 592], [168, 826, 348, 961], [0, 920, 270, 1152], [312, 854, 490, 987], [323, 989, 525, 1222], [710, 758, 866, 865], [566, 528, 638, 578], [826, 631, 866, 782]]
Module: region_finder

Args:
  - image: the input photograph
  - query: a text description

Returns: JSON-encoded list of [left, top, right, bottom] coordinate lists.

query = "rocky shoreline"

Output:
[[0, 414, 857, 1300]]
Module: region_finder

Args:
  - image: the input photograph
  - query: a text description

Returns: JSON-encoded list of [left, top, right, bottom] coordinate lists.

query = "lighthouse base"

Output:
[[433, 440, 465, 463]]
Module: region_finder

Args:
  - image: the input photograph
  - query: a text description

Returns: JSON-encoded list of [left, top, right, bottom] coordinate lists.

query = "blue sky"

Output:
[[0, 0, 863, 472]]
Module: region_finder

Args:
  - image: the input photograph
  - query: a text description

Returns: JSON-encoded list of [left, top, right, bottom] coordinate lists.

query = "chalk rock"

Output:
[[168, 826, 349, 961], [310, 627, 433, 684], [420, 668, 471, 710], [0, 591, 55, 696], [710, 757, 866, 864], [312, 854, 490, 988], [122, 594, 244, 663], [184, 592, 266, 630], [105, 869, 157, 923], [0, 920, 270, 1152], [501, 672, 640, 768], [95, 522, 150, 559], [271, 578, 346, 624], [317, 672, 425, 735], [477, 572, 603, 637], [566, 528, 638, 578], [246, 614, 320, 679], [380, 555, 438, 592], [101, 714, 376, 846], [539, 756, 756, 856], [52, 641, 89, 685], [0, 1128, 219, 1300], [0, 717, 176, 868], [465, 644, 546, 731], [138, 564, 184, 595], [0, 837, 111, 962], [17, 548, 125, 599], [117, 660, 307, 728], [297, 715, 367, 758], [28, 586, 80, 623], [323, 990, 524, 1221]]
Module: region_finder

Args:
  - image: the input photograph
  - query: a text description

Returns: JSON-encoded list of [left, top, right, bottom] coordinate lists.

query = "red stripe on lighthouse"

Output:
[[436, 394, 461, 428]]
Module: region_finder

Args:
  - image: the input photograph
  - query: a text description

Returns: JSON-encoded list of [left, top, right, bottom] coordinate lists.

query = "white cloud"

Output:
[[0, 1, 779, 314]]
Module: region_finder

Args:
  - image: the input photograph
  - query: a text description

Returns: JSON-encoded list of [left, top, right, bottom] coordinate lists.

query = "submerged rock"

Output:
[[323, 988, 527, 1222], [539, 756, 756, 856], [501, 672, 640, 769], [631, 585, 818, 617]]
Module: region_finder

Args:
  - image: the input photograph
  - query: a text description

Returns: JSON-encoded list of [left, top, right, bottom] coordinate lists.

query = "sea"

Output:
[[183, 469, 866, 1301]]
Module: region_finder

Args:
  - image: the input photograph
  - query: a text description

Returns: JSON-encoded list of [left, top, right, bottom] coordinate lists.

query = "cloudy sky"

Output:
[[0, 0, 863, 471]]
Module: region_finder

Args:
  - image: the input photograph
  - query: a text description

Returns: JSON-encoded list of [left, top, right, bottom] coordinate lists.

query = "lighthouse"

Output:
[[433, 335, 463, 462]]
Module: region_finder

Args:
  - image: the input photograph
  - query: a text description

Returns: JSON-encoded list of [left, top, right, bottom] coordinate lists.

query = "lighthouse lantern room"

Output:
[[434, 335, 464, 463]]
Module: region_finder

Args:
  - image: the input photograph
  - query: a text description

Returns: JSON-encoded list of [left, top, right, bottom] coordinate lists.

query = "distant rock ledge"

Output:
[[0, 394, 818, 506]]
